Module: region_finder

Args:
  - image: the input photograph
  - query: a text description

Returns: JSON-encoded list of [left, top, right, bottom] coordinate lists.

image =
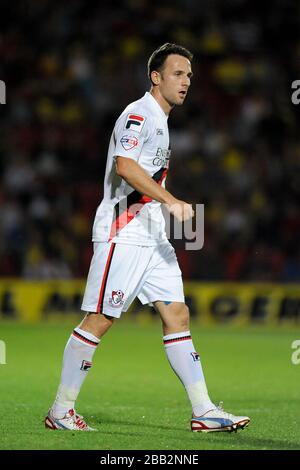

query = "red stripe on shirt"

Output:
[[109, 168, 168, 240]]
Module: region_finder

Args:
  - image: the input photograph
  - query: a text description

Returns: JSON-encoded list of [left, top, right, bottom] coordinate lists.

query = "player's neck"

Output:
[[150, 88, 173, 116]]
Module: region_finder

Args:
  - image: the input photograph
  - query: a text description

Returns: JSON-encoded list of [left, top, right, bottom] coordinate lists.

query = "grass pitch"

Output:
[[0, 319, 299, 450]]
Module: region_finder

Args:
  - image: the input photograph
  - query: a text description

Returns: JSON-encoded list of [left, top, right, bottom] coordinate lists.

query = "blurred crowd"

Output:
[[1, 0, 300, 281]]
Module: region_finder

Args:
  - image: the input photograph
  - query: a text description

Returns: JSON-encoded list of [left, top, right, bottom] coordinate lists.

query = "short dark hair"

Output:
[[147, 43, 193, 83]]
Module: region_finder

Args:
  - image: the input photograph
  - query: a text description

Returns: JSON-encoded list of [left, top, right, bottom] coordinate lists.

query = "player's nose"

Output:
[[182, 78, 190, 88]]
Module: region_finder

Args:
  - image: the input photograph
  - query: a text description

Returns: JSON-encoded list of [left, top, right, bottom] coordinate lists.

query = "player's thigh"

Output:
[[138, 241, 185, 307], [81, 241, 153, 318]]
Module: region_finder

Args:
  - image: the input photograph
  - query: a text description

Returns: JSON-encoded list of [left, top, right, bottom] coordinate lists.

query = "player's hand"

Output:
[[165, 199, 194, 222]]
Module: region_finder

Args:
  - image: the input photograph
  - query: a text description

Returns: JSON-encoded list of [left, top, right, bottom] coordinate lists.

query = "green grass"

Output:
[[0, 320, 300, 450]]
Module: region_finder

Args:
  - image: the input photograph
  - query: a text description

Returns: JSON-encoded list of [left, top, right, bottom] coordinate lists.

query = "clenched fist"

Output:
[[165, 199, 194, 222]]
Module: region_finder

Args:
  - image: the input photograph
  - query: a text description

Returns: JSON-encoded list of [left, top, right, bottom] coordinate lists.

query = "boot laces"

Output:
[[69, 409, 88, 429], [216, 401, 233, 420]]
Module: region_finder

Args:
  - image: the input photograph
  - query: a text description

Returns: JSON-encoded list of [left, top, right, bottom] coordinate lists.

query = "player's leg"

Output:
[[139, 241, 250, 432], [46, 242, 153, 430], [155, 300, 250, 432], [138, 242, 215, 417], [154, 300, 216, 417], [48, 312, 114, 427], [46, 242, 119, 430], [78, 311, 115, 338]]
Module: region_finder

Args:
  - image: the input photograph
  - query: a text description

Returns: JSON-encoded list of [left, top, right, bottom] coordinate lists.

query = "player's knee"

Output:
[[96, 313, 115, 330], [82, 311, 115, 337], [102, 313, 115, 323]]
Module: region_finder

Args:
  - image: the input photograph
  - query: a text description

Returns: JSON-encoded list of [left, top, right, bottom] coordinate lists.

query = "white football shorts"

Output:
[[81, 240, 185, 318]]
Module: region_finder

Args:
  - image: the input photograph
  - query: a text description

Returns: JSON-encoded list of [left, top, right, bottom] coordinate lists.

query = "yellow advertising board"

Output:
[[0, 279, 299, 324]]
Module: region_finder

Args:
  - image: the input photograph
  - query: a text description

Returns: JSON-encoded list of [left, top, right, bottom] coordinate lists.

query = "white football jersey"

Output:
[[92, 92, 171, 246]]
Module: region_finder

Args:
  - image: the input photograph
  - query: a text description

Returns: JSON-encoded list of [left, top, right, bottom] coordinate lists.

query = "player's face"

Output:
[[159, 54, 193, 107]]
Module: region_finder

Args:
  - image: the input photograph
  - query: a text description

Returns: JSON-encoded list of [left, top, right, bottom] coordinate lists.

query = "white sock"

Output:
[[51, 327, 100, 419], [163, 330, 215, 417]]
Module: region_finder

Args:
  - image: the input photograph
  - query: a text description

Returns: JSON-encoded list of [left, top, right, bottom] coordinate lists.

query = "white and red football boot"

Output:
[[45, 408, 96, 431], [191, 402, 250, 433]]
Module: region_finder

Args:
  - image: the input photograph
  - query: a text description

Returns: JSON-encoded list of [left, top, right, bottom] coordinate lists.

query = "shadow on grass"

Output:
[[94, 415, 300, 450], [96, 415, 184, 432], [191, 434, 300, 450]]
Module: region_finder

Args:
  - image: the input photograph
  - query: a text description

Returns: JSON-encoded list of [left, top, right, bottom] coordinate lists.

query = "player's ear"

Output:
[[151, 70, 160, 86]]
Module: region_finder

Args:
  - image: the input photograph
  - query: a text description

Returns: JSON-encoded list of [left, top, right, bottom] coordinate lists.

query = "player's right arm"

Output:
[[116, 156, 194, 222], [113, 110, 193, 222]]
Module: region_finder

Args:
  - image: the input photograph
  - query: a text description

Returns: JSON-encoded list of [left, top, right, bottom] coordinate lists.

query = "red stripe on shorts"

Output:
[[96, 242, 116, 313]]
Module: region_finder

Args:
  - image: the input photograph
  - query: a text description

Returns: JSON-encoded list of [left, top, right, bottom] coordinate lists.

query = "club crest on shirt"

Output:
[[124, 113, 145, 133], [109, 290, 125, 308], [120, 135, 139, 151]]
